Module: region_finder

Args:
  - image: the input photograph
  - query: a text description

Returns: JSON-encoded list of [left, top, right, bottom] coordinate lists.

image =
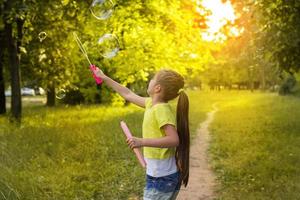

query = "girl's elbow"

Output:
[[174, 138, 179, 147]]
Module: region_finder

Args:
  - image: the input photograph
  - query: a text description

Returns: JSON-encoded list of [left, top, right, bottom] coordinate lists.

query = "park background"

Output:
[[0, 0, 299, 199]]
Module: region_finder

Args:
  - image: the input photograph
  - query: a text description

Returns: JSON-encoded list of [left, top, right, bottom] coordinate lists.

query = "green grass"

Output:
[[0, 90, 213, 200], [2, 90, 299, 199], [209, 91, 300, 200], [0, 105, 146, 199]]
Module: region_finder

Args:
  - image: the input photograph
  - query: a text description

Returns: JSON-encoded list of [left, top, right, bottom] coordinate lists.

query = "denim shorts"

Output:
[[143, 171, 181, 200]]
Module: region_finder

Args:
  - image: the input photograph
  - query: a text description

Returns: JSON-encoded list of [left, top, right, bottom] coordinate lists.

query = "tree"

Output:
[[21, 0, 89, 106], [72, 0, 210, 104], [2, 0, 26, 122], [256, 0, 300, 74], [0, 29, 6, 114], [3, 0, 212, 110]]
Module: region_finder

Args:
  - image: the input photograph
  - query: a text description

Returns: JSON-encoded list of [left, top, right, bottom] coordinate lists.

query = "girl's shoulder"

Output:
[[145, 97, 152, 108]]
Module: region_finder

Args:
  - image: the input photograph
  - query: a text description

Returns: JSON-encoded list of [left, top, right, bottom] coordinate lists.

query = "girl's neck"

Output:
[[151, 95, 167, 106]]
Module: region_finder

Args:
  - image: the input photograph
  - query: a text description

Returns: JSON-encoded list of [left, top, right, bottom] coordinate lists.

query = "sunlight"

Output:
[[196, 0, 241, 42]]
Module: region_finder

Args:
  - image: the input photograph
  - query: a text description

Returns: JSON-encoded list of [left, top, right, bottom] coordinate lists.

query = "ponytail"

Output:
[[175, 90, 190, 187]]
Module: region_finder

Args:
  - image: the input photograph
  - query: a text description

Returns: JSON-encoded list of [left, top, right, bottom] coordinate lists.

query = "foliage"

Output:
[[254, 0, 300, 74], [16, 0, 209, 105], [278, 74, 297, 95], [200, 0, 300, 90]]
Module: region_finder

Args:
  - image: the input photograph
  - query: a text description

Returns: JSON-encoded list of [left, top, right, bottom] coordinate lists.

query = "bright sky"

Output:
[[196, 0, 242, 42]]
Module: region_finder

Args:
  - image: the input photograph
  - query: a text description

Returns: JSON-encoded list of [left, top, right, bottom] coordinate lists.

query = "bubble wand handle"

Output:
[[89, 65, 103, 85], [120, 121, 147, 168], [73, 32, 103, 85]]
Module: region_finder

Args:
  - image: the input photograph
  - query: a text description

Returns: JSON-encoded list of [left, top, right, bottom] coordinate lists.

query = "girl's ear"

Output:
[[154, 84, 161, 93]]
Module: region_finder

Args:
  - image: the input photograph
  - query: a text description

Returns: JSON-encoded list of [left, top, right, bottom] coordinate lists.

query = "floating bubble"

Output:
[[90, 0, 114, 20], [56, 89, 66, 100], [97, 34, 120, 59], [38, 32, 47, 42]]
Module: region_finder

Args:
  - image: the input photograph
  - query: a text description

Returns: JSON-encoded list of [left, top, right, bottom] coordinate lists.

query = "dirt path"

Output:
[[177, 104, 219, 200]]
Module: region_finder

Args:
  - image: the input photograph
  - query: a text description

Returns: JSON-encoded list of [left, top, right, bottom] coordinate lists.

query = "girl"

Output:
[[94, 67, 190, 200]]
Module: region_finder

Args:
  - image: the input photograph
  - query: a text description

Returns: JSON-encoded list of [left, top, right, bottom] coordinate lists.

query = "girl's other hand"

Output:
[[94, 67, 106, 79], [126, 137, 143, 149]]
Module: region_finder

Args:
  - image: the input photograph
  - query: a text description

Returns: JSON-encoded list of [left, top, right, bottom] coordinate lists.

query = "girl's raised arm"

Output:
[[94, 67, 146, 108]]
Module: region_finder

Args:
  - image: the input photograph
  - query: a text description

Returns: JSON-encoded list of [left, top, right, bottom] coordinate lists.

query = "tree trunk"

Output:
[[0, 30, 6, 114], [5, 22, 22, 122], [94, 84, 102, 104], [261, 63, 266, 91], [46, 84, 55, 106]]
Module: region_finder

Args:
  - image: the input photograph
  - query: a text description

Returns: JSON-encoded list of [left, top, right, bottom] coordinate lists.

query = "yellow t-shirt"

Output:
[[142, 97, 176, 159]]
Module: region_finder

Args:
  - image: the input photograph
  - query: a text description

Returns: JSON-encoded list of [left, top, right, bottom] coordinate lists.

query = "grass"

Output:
[[0, 105, 146, 199], [1, 90, 299, 199], [209, 91, 300, 200], [0, 90, 214, 200]]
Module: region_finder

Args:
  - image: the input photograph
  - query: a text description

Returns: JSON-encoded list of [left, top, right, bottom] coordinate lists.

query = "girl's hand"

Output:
[[94, 67, 106, 79], [126, 137, 143, 149]]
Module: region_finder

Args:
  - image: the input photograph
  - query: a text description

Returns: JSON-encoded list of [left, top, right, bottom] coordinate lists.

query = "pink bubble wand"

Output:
[[120, 121, 147, 168], [73, 32, 103, 85]]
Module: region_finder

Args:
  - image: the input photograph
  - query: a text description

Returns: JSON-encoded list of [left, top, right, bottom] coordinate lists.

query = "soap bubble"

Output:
[[97, 34, 120, 59], [56, 89, 66, 99], [38, 32, 47, 42], [90, 0, 114, 20]]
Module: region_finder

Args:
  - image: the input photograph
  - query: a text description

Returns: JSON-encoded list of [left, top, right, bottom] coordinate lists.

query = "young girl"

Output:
[[94, 67, 190, 200]]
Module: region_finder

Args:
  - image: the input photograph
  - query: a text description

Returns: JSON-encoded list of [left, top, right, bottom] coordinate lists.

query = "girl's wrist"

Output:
[[101, 74, 108, 81], [140, 138, 145, 147]]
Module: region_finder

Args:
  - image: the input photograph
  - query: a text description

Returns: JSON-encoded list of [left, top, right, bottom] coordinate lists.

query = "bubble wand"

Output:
[[120, 121, 146, 168], [73, 32, 103, 85]]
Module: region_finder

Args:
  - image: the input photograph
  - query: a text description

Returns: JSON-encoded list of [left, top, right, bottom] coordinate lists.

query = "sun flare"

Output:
[[196, 0, 242, 42]]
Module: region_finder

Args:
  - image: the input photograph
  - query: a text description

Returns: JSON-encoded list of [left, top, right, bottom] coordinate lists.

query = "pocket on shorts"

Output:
[[157, 172, 180, 193], [145, 172, 180, 193]]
